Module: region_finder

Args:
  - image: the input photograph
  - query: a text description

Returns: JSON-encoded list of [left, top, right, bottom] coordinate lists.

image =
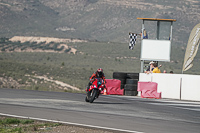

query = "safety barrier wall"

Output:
[[181, 74, 200, 101], [139, 73, 200, 101]]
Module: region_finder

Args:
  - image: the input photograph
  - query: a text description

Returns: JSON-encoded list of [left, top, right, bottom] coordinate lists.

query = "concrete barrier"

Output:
[[138, 81, 161, 99], [139, 73, 200, 101], [152, 73, 182, 99], [104, 79, 124, 95], [181, 74, 200, 101]]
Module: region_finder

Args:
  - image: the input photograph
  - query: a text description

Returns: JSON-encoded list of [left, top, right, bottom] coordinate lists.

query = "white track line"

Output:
[[0, 113, 144, 133]]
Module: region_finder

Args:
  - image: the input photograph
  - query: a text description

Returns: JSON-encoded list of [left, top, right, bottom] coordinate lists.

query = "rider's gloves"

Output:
[[89, 81, 93, 85]]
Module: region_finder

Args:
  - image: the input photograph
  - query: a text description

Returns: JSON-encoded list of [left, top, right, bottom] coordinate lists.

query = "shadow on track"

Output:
[[90, 101, 129, 105]]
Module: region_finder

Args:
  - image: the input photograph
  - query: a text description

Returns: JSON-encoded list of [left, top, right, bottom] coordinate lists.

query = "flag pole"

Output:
[[181, 59, 184, 74]]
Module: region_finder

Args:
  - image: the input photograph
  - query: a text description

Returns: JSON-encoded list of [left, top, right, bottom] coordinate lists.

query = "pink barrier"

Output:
[[137, 81, 161, 99], [101, 79, 124, 95]]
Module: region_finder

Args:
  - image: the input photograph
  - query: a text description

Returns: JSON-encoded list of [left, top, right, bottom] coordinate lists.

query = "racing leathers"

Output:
[[87, 71, 106, 91]]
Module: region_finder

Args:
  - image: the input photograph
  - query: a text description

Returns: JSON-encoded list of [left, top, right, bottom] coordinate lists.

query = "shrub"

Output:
[[34, 86, 39, 90], [0, 37, 9, 43], [56, 46, 64, 51], [64, 48, 71, 53], [21, 119, 34, 124], [61, 62, 65, 66], [4, 118, 20, 124]]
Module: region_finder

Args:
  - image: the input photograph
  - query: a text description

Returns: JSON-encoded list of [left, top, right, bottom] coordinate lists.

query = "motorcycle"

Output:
[[85, 78, 105, 103]]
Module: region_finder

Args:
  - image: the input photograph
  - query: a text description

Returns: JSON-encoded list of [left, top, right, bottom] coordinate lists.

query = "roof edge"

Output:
[[137, 18, 176, 22]]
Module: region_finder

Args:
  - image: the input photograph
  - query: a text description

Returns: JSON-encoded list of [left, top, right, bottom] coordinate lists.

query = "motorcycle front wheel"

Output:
[[88, 89, 98, 103], [85, 96, 89, 102]]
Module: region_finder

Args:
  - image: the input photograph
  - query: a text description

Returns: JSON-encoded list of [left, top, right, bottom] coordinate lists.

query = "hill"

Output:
[[0, 0, 200, 46], [0, 36, 200, 91], [1, 0, 200, 91]]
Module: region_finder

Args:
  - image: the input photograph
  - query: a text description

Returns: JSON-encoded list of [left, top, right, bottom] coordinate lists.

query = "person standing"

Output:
[[145, 61, 154, 73], [152, 63, 161, 73]]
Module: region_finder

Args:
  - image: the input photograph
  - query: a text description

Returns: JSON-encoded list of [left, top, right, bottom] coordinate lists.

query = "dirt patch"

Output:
[[0, 2, 11, 7], [0, 77, 22, 89], [0, 75, 80, 91], [30, 75, 80, 91], [10, 36, 87, 44], [11, 44, 77, 54], [100, 0, 172, 10], [7, 36, 87, 54]]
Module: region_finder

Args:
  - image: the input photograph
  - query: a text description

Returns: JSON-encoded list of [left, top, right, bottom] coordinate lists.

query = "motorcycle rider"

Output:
[[87, 68, 106, 91]]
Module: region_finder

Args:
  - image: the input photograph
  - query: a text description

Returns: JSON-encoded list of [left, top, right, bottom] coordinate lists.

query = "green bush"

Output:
[[53, 43, 59, 50], [21, 119, 34, 124], [64, 48, 71, 53], [0, 37, 9, 43], [4, 118, 20, 124], [56, 46, 64, 51], [12, 127, 22, 133]]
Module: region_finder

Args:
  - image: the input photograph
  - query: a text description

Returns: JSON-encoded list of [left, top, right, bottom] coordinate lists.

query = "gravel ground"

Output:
[[0, 116, 114, 133], [42, 125, 114, 133]]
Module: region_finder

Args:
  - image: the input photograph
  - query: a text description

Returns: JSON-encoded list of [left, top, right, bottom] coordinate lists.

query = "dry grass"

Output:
[[0, 116, 113, 133]]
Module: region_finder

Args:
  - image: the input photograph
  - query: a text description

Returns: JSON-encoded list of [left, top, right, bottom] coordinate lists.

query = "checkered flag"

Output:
[[129, 33, 137, 50]]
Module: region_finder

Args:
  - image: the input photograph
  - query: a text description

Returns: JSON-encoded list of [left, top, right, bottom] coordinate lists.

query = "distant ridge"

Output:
[[0, 0, 200, 46]]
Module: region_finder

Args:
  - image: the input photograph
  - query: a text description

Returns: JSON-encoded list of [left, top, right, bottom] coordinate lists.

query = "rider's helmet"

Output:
[[97, 68, 103, 77]]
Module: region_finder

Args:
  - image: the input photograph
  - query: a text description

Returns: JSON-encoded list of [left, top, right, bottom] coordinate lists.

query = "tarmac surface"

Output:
[[0, 88, 200, 133]]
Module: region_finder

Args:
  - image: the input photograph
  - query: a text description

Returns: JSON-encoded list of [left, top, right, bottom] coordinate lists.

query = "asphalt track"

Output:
[[0, 88, 200, 133]]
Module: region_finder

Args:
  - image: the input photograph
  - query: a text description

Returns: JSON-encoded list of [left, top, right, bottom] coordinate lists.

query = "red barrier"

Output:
[[101, 79, 124, 95], [137, 81, 161, 99]]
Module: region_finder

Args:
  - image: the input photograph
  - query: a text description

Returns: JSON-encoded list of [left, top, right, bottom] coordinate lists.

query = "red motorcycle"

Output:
[[85, 78, 105, 103]]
